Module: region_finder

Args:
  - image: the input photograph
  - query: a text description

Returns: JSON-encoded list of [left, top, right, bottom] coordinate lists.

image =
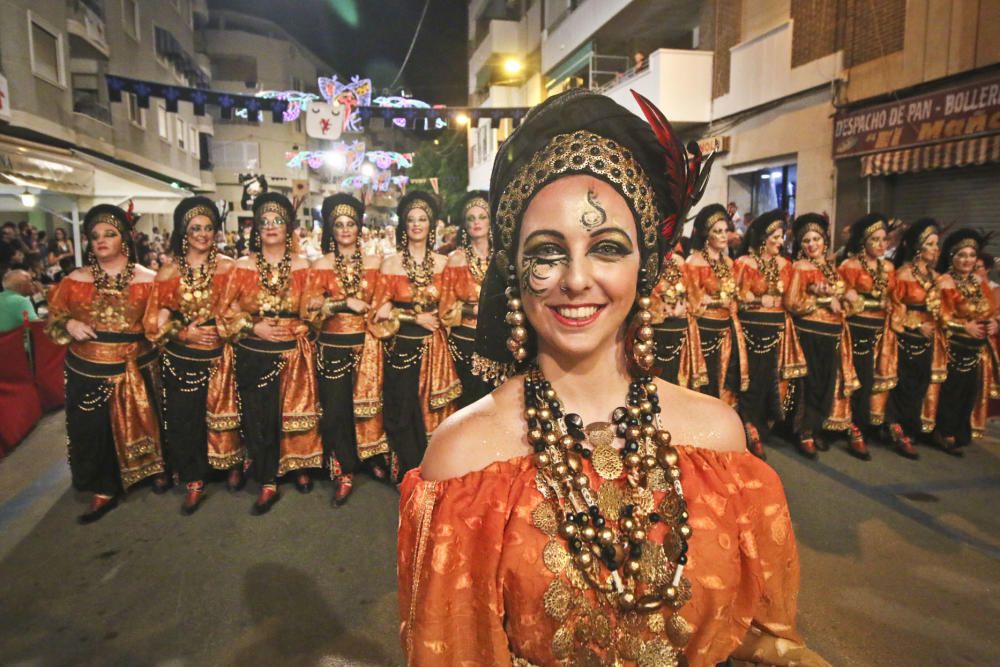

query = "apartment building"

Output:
[[0, 0, 213, 242], [468, 0, 1000, 239]]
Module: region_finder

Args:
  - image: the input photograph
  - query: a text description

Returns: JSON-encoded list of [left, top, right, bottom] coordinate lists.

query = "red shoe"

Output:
[[744, 423, 766, 460], [796, 434, 818, 460], [181, 482, 206, 516], [295, 472, 313, 494], [226, 467, 246, 492], [78, 494, 118, 525], [152, 473, 174, 495], [848, 425, 872, 461], [252, 485, 280, 515], [333, 475, 353, 507], [886, 424, 919, 460]]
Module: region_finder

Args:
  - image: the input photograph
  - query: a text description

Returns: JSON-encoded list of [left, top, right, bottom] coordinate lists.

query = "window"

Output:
[[122, 0, 139, 41], [212, 54, 258, 85], [28, 13, 65, 87], [157, 103, 170, 141], [189, 127, 199, 157], [125, 92, 146, 127], [176, 117, 187, 149], [213, 141, 260, 171], [71, 72, 111, 123]]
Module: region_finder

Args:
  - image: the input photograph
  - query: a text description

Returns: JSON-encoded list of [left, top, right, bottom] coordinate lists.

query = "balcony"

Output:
[[469, 19, 520, 90], [66, 0, 109, 58], [600, 48, 713, 126]]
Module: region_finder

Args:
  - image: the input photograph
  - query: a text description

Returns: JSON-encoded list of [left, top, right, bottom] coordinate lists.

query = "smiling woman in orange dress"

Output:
[[397, 90, 827, 667]]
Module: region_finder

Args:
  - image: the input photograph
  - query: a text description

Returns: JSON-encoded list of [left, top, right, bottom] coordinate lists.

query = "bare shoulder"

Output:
[[839, 256, 860, 270], [155, 262, 179, 281], [685, 253, 706, 267], [380, 253, 403, 274], [736, 255, 757, 270], [421, 377, 531, 481], [936, 273, 956, 289], [447, 249, 468, 267], [881, 258, 896, 272], [234, 256, 255, 270], [654, 378, 746, 453], [311, 254, 334, 270], [432, 252, 449, 272], [363, 254, 383, 270], [895, 263, 913, 281], [776, 255, 791, 269], [792, 259, 814, 271], [132, 264, 157, 283], [290, 256, 311, 271], [68, 267, 94, 283], [215, 255, 236, 275]]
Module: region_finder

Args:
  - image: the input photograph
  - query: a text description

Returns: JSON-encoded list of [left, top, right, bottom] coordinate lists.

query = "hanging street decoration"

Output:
[[372, 95, 449, 129], [285, 147, 413, 172], [341, 173, 409, 193], [106, 74, 530, 129]]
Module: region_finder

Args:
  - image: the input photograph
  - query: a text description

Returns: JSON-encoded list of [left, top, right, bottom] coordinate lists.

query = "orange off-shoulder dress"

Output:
[[46, 277, 164, 493], [218, 266, 321, 481], [399, 447, 819, 667], [935, 274, 1000, 444], [649, 258, 706, 389], [143, 267, 242, 479], [686, 263, 748, 406], [440, 252, 493, 407], [369, 269, 461, 477], [838, 258, 898, 426], [783, 261, 859, 434]]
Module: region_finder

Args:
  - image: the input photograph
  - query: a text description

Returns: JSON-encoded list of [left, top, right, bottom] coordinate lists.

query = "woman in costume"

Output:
[[220, 193, 321, 514], [933, 229, 999, 453], [398, 90, 827, 666], [145, 197, 242, 515], [46, 204, 165, 523], [305, 194, 383, 505], [442, 190, 494, 407], [371, 191, 460, 479], [648, 248, 705, 389], [884, 219, 946, 458], [685, 204, 747, 404], [734, 210, 805, 459], [783, 214, 864, 458], [838, 214, 902, 457]]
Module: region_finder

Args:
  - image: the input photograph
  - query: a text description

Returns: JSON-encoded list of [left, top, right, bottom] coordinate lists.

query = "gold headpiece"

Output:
[[403, 200, 434, 220], [462, 197, 489, 218], [257, 201, 289, 222], [917, 224, 937, 246], [494, 130, 659, 280], [706, 211, 728, 228], [89, 213, 124, 233], [798, 222, 827, 240], [951, 238, 979, 256], [765, 218, 784, 236], [330, 203, 360, 223], [862, 219, 888, 243], [183, 206, 216, 226]]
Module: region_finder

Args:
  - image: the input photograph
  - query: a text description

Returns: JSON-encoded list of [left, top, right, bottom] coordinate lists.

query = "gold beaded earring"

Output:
[[504, 265, 528, 363], [181, 233, 190, 257], [631, 268, 656, 371]]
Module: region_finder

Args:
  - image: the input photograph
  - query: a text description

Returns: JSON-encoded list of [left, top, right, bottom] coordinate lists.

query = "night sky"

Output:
[[207, 0, 469, 106]]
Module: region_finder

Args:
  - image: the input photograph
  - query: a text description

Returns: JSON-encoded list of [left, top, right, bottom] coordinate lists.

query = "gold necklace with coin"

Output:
[[464, 242, 489, 284], [700, 248, 736, 301], [911, 262, 941, 319], [255, 250, 292, 316], [808, 256, 845, 297], [89, 255, 135, 330], [525, 370, 691, 665], [177, 246, 217, 324], [403, 244, 437, 311], [857, 252, 888, 300], [656, 260, 685, 305], [950, 269, 990, 319], [334, 245, 364, 298], [754, 248, 783, 295]]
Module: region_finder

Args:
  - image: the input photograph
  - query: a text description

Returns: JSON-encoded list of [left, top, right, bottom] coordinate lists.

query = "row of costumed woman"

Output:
[[47, 185, 996, 523]]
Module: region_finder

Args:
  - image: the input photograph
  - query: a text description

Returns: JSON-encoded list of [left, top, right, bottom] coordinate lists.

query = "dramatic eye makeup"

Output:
[[588, 229, 634, 258], [520, 231, 568, 296]]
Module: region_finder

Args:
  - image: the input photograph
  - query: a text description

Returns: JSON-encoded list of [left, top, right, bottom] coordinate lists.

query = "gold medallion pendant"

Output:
[[586, 422, 622, 481]]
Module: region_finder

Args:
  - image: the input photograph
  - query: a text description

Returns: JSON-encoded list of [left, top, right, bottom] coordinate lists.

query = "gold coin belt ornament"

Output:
[[403, 245, 437, 312], [464, 243, 489, 285], [808, 257, 845, 297], [89, 257, 136, 330], [525, 371, 692, 665], [255, 250, 292, 316], [857, 253, 888, 301], [177, 247, 217, 324], [754, 249, 783, 296], [334, 245, 364, 298], [658, 261, 685, 305], [910, 263, 941, 319], [700, 249, 735, 301]]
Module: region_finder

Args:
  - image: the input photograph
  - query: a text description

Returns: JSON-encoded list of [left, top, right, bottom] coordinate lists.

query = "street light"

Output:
[[455, 113, 470, 126], [20, 190, 37, 207], [502, 58, 523, 75], [361, 162, 376, 178]]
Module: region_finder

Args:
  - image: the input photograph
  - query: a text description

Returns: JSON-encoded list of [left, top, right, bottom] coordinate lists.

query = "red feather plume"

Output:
[[631, 90, 715, 258], [125, 199, 135, 224]]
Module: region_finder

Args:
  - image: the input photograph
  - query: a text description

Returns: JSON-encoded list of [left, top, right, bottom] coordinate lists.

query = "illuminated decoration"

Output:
[[285, 141, 367, 171], [366, 151, 413, 169], [318, 75, 372, 133], [235, 90, 317, 123], [341, 174, 409, 193], [372, 95, 447, 129], [305, 101, 346, 140]]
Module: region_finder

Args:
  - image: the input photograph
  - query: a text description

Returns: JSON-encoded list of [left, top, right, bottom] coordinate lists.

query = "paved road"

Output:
[[0, 413, 998, 666]]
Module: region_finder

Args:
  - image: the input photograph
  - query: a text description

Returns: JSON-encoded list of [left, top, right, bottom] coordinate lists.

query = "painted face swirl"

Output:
[[520, 252, 567, 296], [580, 188, 607, 230]]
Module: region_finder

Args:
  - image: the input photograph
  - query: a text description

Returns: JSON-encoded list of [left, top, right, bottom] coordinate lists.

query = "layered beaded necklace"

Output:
[[177, 246, 217, 324], [89, 254, 135, 330], [856, 252, 888, 299], [334, 245, 364, 298], [657, 259, 685, 305], [808, 256, 845, 297], [402, 244, 435, 289], [753, 248, 783, 295], [911, 262, 941, 318], [464, 242, 489, 284], [526, 370, 691, 664], [255, 249, 292, 316], [949, 269, 990, 319], [700, 248, 736, 301]]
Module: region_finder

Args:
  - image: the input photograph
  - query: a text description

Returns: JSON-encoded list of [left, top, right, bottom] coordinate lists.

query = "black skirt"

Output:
[[792, 318, 842, 435], [887, 329, 933, 436], [697, 316, 738, 398], [846, 314, 883, 428], [160, 341, 223, 483], [383, 323, 431, 476], [448, 325, 492, 408], [652, 317, 688, 386], [738, 310, 785, 434], [235, 338, 295, 483], [935, 334, 984, 445], [317, 331, 365, 477]]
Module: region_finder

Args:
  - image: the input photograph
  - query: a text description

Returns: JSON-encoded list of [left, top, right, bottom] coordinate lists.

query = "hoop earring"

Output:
[[631, 267, 655, 372], [505, 266, 528, 363]]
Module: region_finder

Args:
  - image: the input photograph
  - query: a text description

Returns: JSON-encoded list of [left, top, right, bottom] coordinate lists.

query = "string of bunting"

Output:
[[106, 75, 530, 128]]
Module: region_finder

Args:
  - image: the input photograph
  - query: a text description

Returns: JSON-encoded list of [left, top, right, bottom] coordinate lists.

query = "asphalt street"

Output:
[[0, 412, 997, 666]]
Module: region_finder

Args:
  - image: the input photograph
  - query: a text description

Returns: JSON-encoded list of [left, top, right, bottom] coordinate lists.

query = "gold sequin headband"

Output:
[[88, 213, 125, 234], [494, 130, 660, 280], [917, 225, 937, 246], [256, 201, 290, 222], [462, 197, 489, 218], [706, 211, 728, 228], [402, 200, 434, 220], [798, 222, 827, 240], [183, 206, 216, 226], [951, 238, 979, 256], [862, 219, 887, 242], [765, 219, 784, 236], [329, 203, 360, 223]]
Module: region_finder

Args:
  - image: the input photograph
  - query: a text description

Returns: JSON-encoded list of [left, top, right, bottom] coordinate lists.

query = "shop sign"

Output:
[[833, 73, 1000, 158], [0, 74, 10, 121], [698, 135, 730, 155]]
